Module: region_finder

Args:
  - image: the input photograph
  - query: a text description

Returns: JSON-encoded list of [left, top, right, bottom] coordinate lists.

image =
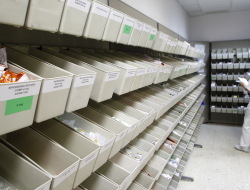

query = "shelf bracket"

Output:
[[194, 144, 203, 148], [181, 176, 194, 182]]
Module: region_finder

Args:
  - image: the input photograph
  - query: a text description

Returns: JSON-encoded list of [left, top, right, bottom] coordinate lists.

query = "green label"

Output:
[[179, 69, 182, 73], [212, 76, 216, 78], [5, 96, 33, 116], [123, 25, 132, 34], [149, 34, 155, 41], [186, 68, 188, 71], [233, 110, 237, 113]]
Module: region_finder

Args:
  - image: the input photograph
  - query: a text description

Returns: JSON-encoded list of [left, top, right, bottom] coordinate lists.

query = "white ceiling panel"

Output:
[[184, 4, 201, 12], [198, 0, 231, 13], [178, 0, 199, 6], [231, 0, 250, 12], [188, 11, 204, 16]]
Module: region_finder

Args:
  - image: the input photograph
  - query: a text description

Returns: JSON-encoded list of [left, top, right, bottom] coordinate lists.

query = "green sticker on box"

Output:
[[212, 76, 216, 78], [149, 34, 155, 41], [186, 68, 188, 71], [179, 69, 182, 73], [123, 25, 132, 34], [5, 96, 33, 116]]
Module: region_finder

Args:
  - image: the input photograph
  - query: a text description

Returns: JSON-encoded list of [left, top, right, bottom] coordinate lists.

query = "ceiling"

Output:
[[177, 0, 250, 16]]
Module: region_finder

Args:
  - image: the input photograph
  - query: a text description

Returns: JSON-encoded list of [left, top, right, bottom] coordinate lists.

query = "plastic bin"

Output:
[[109, 152, 140, 188], [80, 173, 119, 190], [0, 142, 52, 190], [25, 0, 65, 32], [96, 161, 130, 190], [0, 63, 42, 136], [31, 119, 100, 188], [130, 138, 155, 162], [145, 27, 157, 48], [138, 132, 160, 150], [1, 128, 80, 190], [144, 129, 164, 150], [0, 0, 29, 27], [6, 46, 73, 123], [117, 15, 136, 44], [42, 47, 120, 102], [83, 0, 111, 40], [88, 100, 138, 147], [128, 20, 144, 46], [75, 107, 128, 158], [59, 0, 92, 36], [152, 32, 165, 51], [57, 112, 115, 171], [138, 24, 151, 47], [103, 99, 147, 139], [150, 155, 168, 173], [71, 49, 136, 95], [102, 8, 124, 42], [112, 95, 154, 128], [128, 182, 147, 190], [141, 164, 160, 181], [134, 173, 154, 190], [20, 46, 96, 112]]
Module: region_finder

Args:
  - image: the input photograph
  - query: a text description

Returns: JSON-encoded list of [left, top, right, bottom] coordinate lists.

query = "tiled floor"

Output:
[[178, 123, 250, 190]]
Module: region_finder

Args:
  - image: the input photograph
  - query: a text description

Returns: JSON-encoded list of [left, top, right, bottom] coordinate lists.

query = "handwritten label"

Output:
[[42, 77, 72, 93], [100, 138, 115, 154], [110, 9, 124, 23], [115, 130, 127, 143], [136, 69, 146, 76], [105, 72, 120, 81], [0, 81, 41, 101], [74, 75, 96, 87], [134, 21, 144, 31], [143, 24, 151, 33], [67, 0, 91, 12], [80, 150, 99, 169], [92, 2, 110, 18], [53, 163, 79, 188], [126, 70, 136, 78]]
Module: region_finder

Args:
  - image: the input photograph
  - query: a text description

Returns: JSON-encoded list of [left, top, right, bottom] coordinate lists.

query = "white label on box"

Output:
[[67, 0, 91, 12], [160, 67, 165, 73], [80, 150, 99, 169], [143, 24, 151, 33], [0, 81, 41, 101], [124, 16, 135, 27], [134, 21, 144, 31], [150, 28, 157, 35], [37, 182, 51, 190], [115, 130, 127, 143], [126, 70, 136, 78], [165, 68, 172, 73], [105, 72, 120, 81], [92, 2, 110, 18], [74, 75, 96, 87], [100, 138, 115, 154], [128, 124, 136, 134], [167, 40, 171, 45], [152, 66, 158, 73], [164, 34, 169, 41], [136, 69, 145, 76], [146, 67, 152, 74], [159, 33, 165, 40], [53, 163, 79, 188], [110, 9, 124, 23], [42, 77, 72, 94]]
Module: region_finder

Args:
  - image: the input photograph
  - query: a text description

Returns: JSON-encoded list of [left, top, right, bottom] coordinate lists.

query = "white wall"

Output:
[[189, 11, 250, 42], [120, 0, 190, 39]]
